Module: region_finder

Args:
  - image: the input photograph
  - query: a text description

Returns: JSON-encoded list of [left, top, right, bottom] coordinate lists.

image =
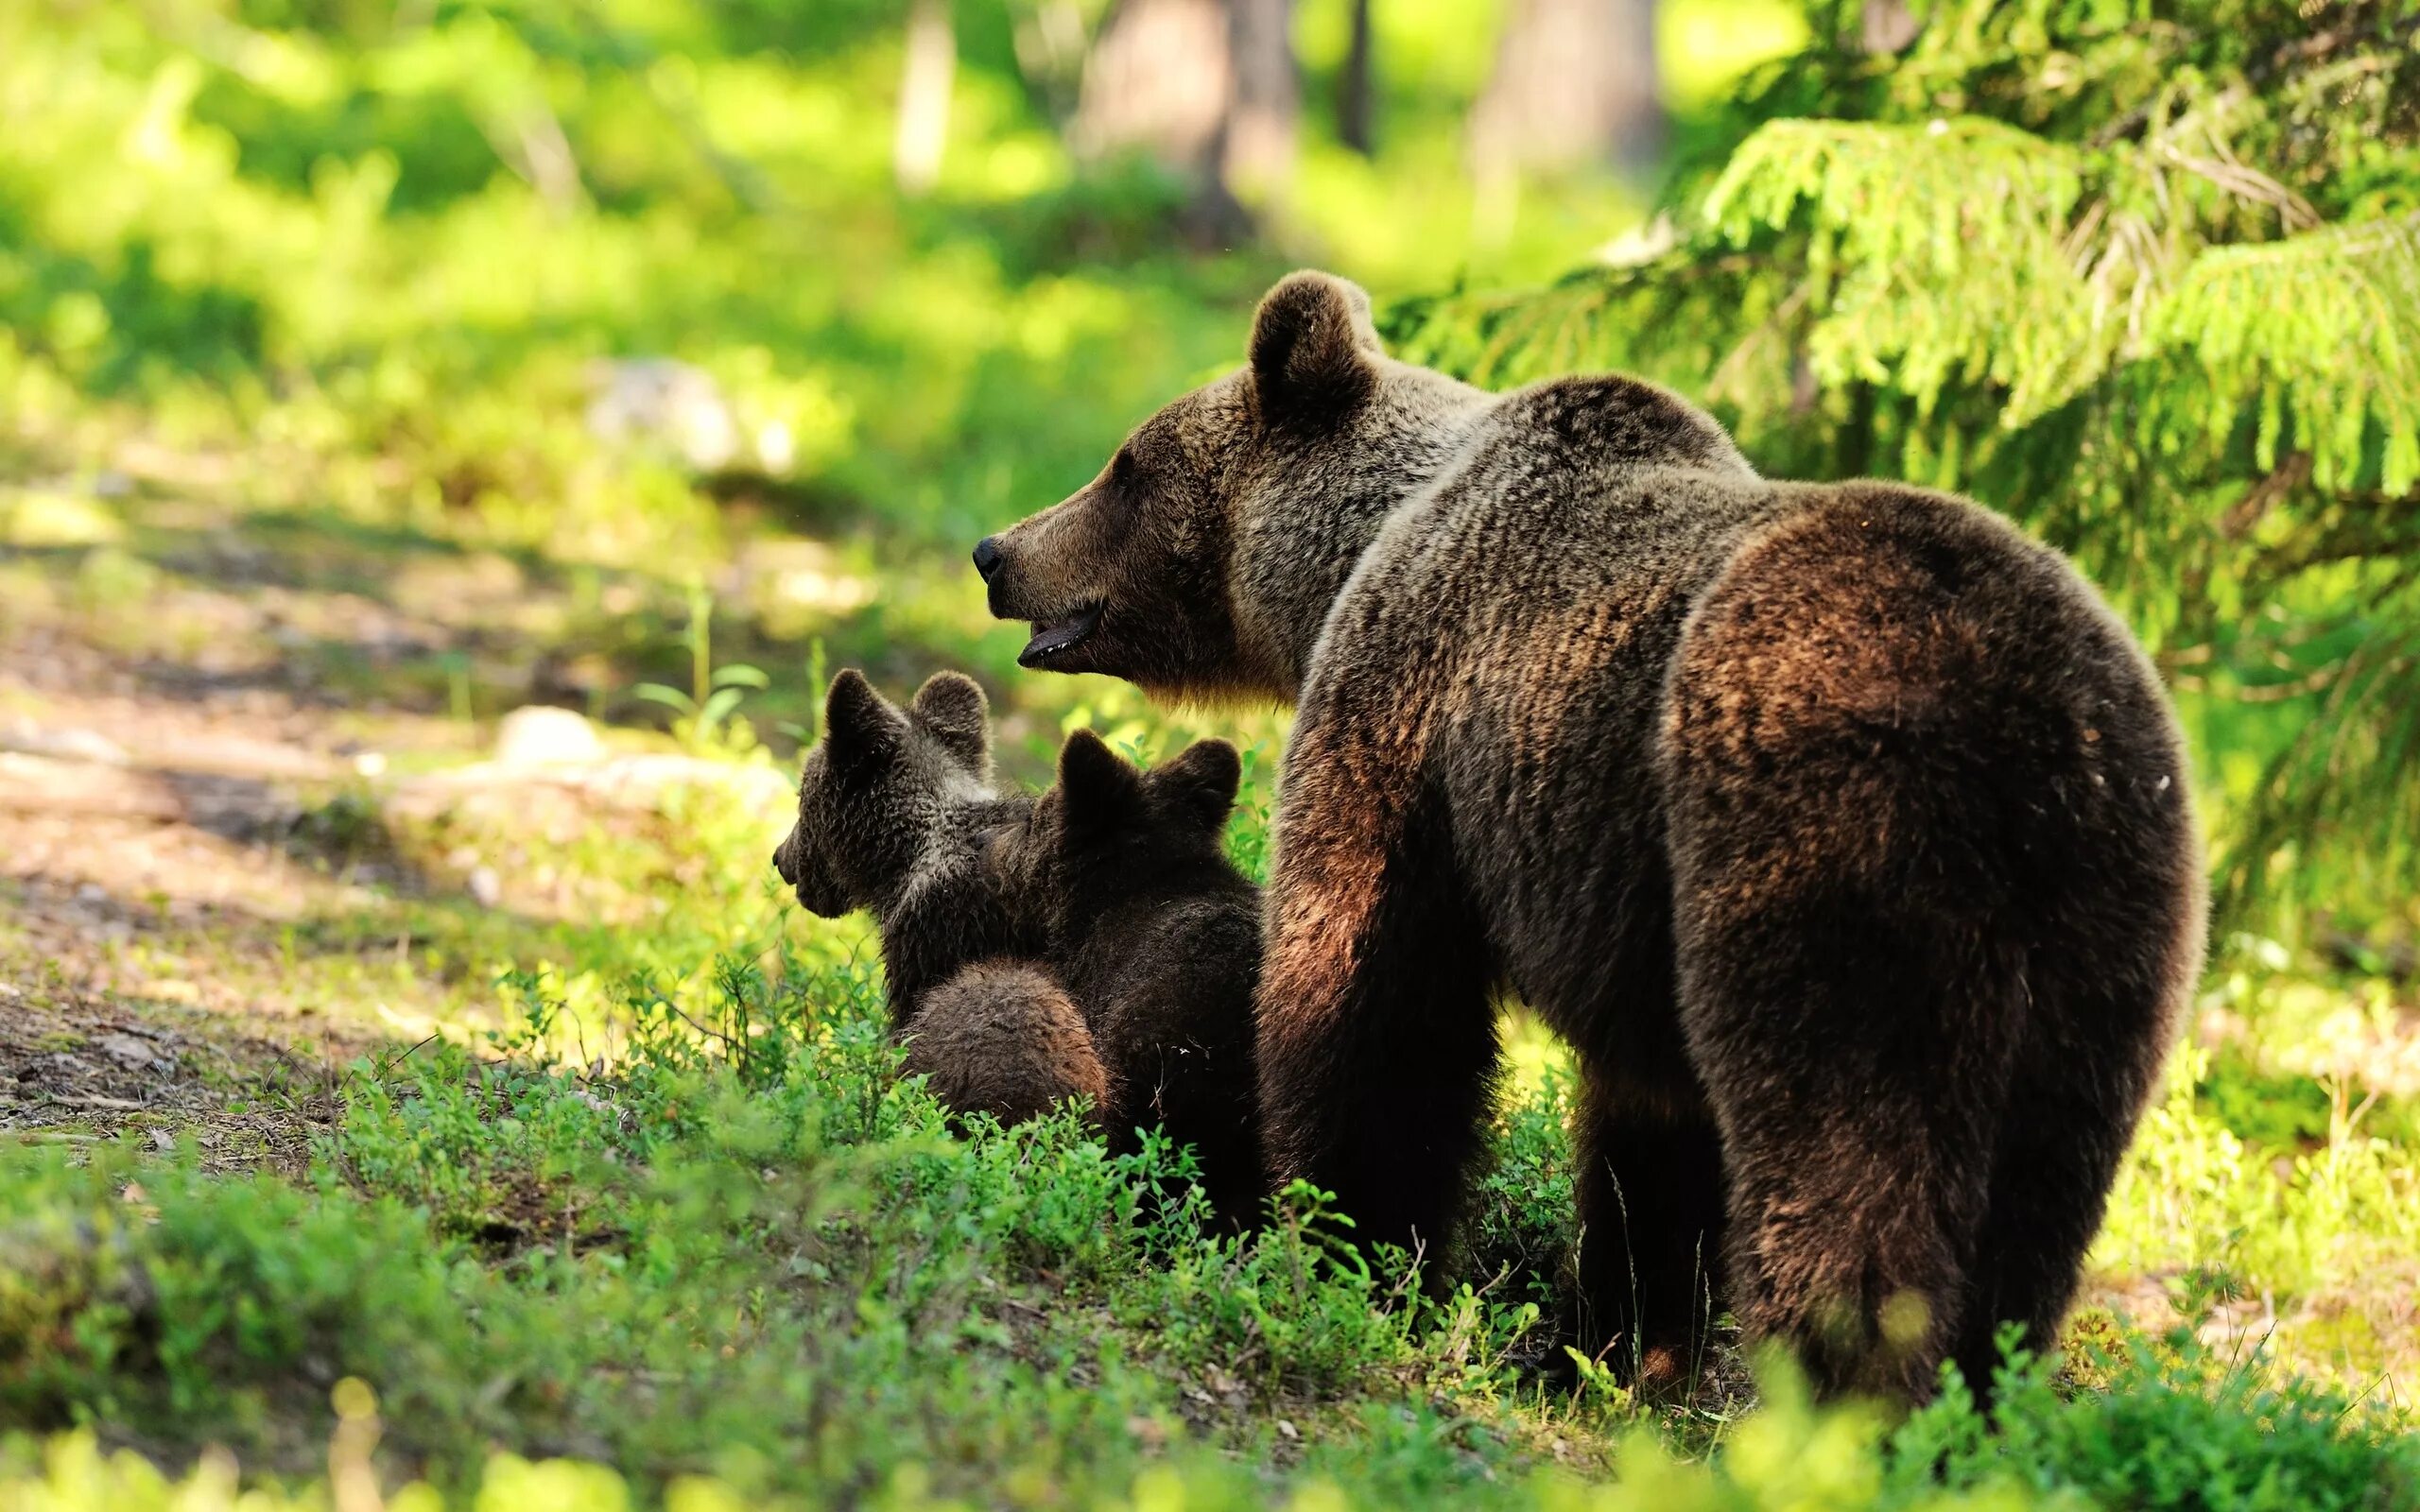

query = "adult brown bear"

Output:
[[974, 270, 2205, 1400]]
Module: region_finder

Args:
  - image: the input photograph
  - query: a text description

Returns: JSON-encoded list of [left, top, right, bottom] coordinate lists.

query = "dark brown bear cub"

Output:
[[772, 668, 1109, 1127], [1017, 730, 1264, 1227], [772, 673, 1265, 1224]]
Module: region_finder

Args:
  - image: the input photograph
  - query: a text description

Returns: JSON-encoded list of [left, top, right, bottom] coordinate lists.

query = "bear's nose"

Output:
[[972, 536, 1003, 582], [770, 842, 796, 885]]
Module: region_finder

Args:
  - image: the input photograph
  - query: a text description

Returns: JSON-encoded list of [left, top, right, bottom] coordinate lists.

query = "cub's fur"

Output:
[[772, 669, 1106, 1126], [1018, 731, 1264, 1226], [898, 962, 1112, 1127], [772, 674, 1265, 1218], [976, 270, 2206, 1400]]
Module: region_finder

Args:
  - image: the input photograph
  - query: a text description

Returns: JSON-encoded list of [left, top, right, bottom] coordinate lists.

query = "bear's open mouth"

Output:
[[1020, 603, 1103, 667]]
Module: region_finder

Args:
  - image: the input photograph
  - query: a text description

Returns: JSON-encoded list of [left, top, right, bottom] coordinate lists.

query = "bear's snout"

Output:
[[972, 536, 1004, 582]]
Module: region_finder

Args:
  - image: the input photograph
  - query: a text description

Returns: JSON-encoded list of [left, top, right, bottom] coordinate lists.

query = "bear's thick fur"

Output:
[[772, 669, 1108, 1125], [1018, 730, 1264, 1226], [976, 271, 2207, 1400]]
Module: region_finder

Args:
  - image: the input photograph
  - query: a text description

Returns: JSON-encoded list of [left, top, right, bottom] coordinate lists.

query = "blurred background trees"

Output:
[[1469, 0, 1663, 240], [3, 0, 2416, 953]]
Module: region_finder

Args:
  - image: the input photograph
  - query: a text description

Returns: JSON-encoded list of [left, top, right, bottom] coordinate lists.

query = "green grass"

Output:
[[5, 954, 2417, 1509], [6, 758, 2419, 1507]]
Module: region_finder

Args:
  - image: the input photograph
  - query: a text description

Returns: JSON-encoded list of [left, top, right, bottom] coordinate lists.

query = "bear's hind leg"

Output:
[[1949, 932, 2194, 1398], [1572, 1070, 1728, 1397], [1677, 900, 2024, 1400], [1257, 805, 1497, 1275]]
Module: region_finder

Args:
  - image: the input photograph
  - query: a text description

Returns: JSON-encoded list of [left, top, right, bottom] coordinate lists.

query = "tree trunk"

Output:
[[1071, 0, 1232, 169], [893, 0, 956, 194], [1338, 0, 1374, 156], [1010, 0, 1090, 124], [1223, 0, 1298, 197], [1069, 0, 1292, 237], [1469, 0, 1661, 182], [1860, 0, 1919, 55]]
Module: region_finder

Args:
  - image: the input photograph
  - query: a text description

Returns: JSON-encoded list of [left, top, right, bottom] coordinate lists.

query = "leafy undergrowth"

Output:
[[14, 1354, 2411, 1512], [4, 929, 2418, 1509]]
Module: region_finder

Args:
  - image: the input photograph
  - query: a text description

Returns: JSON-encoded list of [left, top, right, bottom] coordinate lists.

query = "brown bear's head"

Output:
[[1025, 730, 1242, 923], [771, 668, 994, 917], [975, 270, 1483, 702]]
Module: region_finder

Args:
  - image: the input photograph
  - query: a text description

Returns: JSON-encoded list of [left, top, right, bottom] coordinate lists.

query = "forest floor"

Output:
[[0, 472, 802, 1178], [4, 468, 2419, 1510]]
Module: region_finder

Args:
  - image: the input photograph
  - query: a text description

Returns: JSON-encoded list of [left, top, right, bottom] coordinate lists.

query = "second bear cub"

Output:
[[773, 668, 1106, 1125], [773, 671, 1264, 1223], [1014, 730, 1263, 1225]]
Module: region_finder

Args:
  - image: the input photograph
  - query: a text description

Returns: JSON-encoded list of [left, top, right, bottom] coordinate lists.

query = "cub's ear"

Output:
[[1249, 271, 1381, 424], [908, 671, 990, 777], [1055, 728, 1144, 833], [822, 668, 907, 767], [1149, 739, 1240, 833]]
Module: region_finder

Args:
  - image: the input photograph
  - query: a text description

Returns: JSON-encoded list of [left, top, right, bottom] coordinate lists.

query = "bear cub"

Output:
[[772, 668, 1108, 1127], [1017, 729, 1264, 1225], [773, 671, 1264, 1226]]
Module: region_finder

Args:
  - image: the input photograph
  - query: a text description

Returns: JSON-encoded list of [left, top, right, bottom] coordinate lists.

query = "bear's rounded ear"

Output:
[[1249, 271, 1382, 426], [1149, 739, 1241, 833], [908, 671, 990, 777], [822, 668, 906, 767], [1055, 728, 1144, 833]]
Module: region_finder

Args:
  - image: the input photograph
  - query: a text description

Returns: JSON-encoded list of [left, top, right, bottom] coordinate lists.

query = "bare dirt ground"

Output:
[[1, 488, 795, 1165], [0, 628, 414, 1167]]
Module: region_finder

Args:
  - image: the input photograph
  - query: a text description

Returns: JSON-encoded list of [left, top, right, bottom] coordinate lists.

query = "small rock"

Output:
[[584, 357, 739, 471], [1125, 1416, 1167, 1451], [494, 705, 604, 767], [468, 867, 503, 908], [0, 720, 130, 766], [149, 1127, 175, 1153], [97, 1033, 158, 1069]]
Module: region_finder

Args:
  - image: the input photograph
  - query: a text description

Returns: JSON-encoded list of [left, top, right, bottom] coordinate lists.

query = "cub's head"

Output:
[[1026, 730, 1243, 914], [975, 270, 1475, 702], [771, 669, 994, 917]]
